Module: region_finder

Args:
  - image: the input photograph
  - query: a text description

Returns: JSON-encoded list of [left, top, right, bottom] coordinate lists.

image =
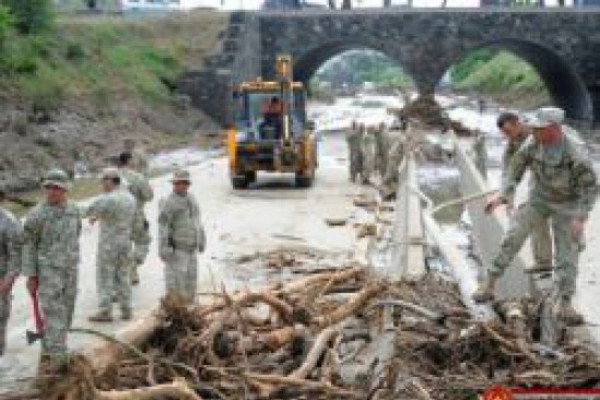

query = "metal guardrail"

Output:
[[452, 133, 534, 300], [389, 152, 426, 281]]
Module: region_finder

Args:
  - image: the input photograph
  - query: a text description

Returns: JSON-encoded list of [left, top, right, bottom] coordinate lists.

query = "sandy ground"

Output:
[[0, 132, 374, 391]]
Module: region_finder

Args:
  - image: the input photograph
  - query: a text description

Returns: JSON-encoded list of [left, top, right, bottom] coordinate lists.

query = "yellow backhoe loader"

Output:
[[227, 55, 317, 189]]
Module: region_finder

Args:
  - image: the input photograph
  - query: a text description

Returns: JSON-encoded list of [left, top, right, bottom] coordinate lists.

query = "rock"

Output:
[[325, 217, 348, 227]]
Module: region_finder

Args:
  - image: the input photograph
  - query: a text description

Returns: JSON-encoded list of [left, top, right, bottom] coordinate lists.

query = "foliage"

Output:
[[1, 0, 54, 34], [449, 48, 495, 84], [451, 51, 546, 94], [0, 5, 12, 45], [312, 49, 414, 89]]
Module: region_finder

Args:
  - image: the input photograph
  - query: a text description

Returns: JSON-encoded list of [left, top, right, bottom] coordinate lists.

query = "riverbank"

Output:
[[450, 51, 551, 110], [0, 11, 228, 193]]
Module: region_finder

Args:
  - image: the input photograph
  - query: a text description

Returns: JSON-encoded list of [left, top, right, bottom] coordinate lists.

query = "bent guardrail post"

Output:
[[389, 151, 426, 282], [452, 133, 535, 300]]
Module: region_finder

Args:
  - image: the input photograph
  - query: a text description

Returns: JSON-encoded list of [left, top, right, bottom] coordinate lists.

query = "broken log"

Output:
[[314, 283, 382, 328], [290, 325, 340, 380], [95, 380, 202, 400]]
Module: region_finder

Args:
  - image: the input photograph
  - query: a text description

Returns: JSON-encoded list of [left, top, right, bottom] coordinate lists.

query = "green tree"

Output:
[[0, 5, 12, 47], [1, 0, 54, 34]]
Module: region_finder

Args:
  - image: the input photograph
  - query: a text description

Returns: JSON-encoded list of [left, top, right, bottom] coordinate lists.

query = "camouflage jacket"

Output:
[[159, 192, 206, 253], [121, 168, 153, 208], [131, 150, 149, 176], [22, 201, 82, 278], [501, 132, 529, 182], [0, 207, 23, 279], [84, 189, 136, 251], [501, 128, 598, 219], [346, 130, 362, 150]]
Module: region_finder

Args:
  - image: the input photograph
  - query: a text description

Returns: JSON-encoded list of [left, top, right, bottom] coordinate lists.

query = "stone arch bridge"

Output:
[[179, 9, 600, 127]]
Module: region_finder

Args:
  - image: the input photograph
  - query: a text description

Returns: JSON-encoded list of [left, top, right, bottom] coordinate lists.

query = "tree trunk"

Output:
[[341, 0, 352, 9]]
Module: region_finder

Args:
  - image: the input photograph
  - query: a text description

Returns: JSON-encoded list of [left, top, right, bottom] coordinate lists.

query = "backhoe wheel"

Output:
[[231, 175, 249, 189], [295, 170, 314, 188], [245, 171, 257, 183]]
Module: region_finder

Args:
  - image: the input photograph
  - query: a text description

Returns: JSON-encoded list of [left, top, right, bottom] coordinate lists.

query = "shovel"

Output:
[[26, 291, 46, 345]]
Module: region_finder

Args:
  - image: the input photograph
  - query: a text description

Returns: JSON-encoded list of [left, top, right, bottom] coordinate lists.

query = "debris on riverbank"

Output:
[[11, 254, 598, 400], [388, 94, 480, 137]]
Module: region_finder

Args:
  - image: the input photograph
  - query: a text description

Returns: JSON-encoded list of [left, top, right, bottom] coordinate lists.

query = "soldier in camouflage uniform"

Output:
[[123, 139, 150, 176], [118, 152, 153, 285], [158, 170, 206, 304], [474, 108, 598, 326], [497, 112, 553, 273], [361, 125, 376, 185], [86, 168, 136, 322], [380, 121, 408, 200], [346, 121, 363, 183], [0, 191, 23, 356], [23, 170, 81, 370], [374, 122, 389, 178]]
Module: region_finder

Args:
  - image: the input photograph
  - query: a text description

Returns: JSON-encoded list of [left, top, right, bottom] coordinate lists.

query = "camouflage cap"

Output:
[[42, 169, 71, 191], [100, 167, 120, 181], [171, 169, 191, 183]]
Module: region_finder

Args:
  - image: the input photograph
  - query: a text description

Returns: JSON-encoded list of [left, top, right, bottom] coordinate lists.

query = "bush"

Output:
[[21, 66, 66, 114], [66, 42, 85, 61], [1, 0, 54, 34]]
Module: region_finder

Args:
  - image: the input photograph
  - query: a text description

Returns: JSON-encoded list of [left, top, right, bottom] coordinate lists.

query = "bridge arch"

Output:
[[440, 39, 593, 121], [292, 41, 416, 87]]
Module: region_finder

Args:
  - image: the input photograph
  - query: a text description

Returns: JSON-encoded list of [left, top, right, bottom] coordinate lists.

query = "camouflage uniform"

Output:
[[0, 207, 23, 355], [131, 149, 150, 177], [158, 171, 206, 304], [121, 168, 153, 283], [472, 133, 487, 180], [373, 124, 389, 178], [380, 129, 406, 198], [491, 128, 597, 305], [346, 126, 363, 182], [85, 174, 136, 319], [501, 131, 553, 269], [22, 173, 81, 360], [361, 127, 376, 184]]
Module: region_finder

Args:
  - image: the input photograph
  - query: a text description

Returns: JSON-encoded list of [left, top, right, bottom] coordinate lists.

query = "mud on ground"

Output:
[[0, 99, 220, 193]]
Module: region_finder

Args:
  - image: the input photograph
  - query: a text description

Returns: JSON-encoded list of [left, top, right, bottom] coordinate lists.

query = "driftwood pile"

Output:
[[7, 258, 600, 400], [388, 95, 477, 137]]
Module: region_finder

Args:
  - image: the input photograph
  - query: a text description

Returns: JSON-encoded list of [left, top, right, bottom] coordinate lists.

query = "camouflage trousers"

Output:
[[349, 148, 363, 182], [530, 215, 553, 267], [39, 268, 77, 357], [164, 249, 198, 304], [375, 138, 388, 177], [97, 246, 132, 314], [491, 201, 582, 299], [0, 294, 10, 355], [362, 142, 375, 182], [131, 209, 151, 280]]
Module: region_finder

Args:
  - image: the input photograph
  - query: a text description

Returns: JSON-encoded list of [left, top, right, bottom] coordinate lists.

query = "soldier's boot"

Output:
[[88, 310, 113, 322], [472, 275, 498, 303], [557, 300, 584, 326], [121, 308, 133, 321]]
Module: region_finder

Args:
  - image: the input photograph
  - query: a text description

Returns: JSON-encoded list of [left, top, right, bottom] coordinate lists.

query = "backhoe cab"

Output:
[[227, 55, 317, 189]]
